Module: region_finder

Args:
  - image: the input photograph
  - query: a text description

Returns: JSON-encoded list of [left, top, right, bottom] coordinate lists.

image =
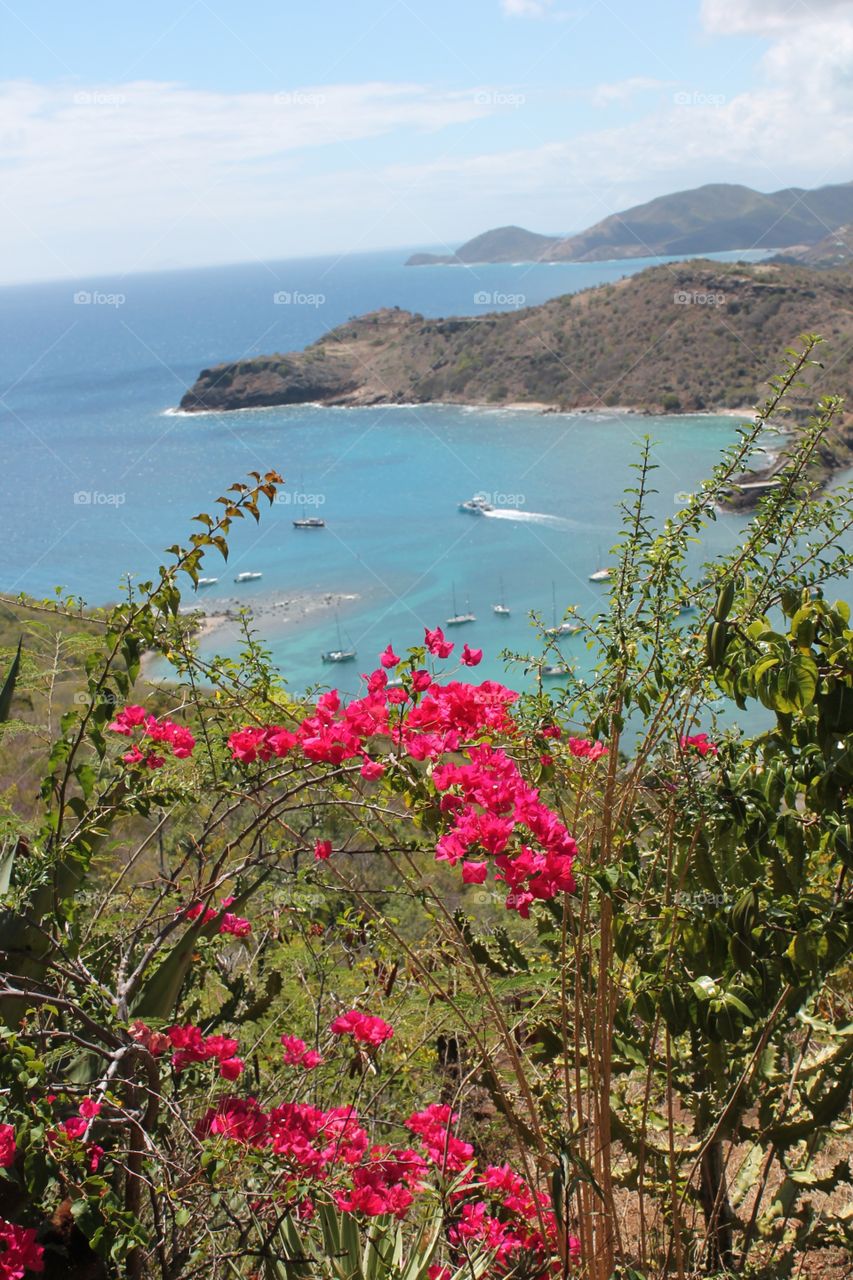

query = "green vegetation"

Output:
[[2, 349, 853, 1279]]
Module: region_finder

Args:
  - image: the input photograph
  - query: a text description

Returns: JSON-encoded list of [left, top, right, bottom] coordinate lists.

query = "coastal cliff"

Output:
[[180, 261, 853, 418]]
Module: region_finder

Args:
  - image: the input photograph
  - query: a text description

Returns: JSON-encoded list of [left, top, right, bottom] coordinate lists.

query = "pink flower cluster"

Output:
[[0, 1220, 44, 1280], [680, 732, 717, 757], [183, 895, 252, 937], [226, 636, 579, 915], [330, 1010, 394, 1047], [166, 1025, 245, 1080], [197, 1093, 571, 1272], [566, 737, 608, 761], [108, 704, 196, 769], [281, 1036, 324, 1070], [0, 1125, 15, 1169], [432, 745, 577, 916]]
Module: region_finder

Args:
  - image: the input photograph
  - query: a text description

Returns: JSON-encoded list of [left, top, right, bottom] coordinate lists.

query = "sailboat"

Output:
[[321, 613, 357, 664], [589, 543, 612, 583], [493, 578, 510, 617], [542, 663, 570, 678], [446, 584, 476, 626], [544, 582, 579, 636]]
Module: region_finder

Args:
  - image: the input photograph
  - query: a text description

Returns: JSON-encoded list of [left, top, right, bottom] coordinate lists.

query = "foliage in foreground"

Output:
[[0, 339, 852, 1280]]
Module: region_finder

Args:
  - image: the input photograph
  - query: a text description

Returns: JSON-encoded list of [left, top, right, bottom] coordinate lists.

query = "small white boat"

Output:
[[542, 664, 569, 678], [493, 578, 510, 616], [293, 517, 325, 529], [321, 648, 356, 664], [589, 567, 612, 583], [459, 496, 493, 516], [234, 571, 262, 583], [447, 584, 476, 626], [544, 582, 579, 635], [196, 577, 218, 588], [322, 612, 356, 664]]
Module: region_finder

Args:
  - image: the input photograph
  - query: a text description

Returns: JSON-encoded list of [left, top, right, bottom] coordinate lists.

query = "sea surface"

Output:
[[0, 245, 777, 697]]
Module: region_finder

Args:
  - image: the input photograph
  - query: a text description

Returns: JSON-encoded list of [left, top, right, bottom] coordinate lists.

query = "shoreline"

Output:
[[168, 396, 759, 421], [141, 589, 361, 678]]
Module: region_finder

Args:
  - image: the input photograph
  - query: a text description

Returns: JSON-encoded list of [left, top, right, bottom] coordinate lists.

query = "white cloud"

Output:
[[0, 79, 498, 279], [500, 0, 555, 16], [591, 77, 672, 108], [702, 0, 853, 34]]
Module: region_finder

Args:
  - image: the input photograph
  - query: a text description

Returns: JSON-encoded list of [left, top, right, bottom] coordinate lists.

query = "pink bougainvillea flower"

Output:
[[128, 1020, 171, 1056], [411, 669, 432, 693], [330, 1010, 394, 1047], [281, 1036, 324, 1070], [78, 1099, 101, 1120], [380, 644, 400, 669], [461, 860, 488, 884], [424, 627, 454, 659], [168, 1025, 244, 1079], [567, 737, 608, 761], [360, 758, 385, 781], [87, 1144, 104, 1173], [109, 706, 195, 763], [0, 1219, 44, 1278], [314, 839, 332, 861], [0, 1125, 15, 1169], [460, 644, 482, 667], [219, 912, 251, 937], [680, 732, 717, 757]]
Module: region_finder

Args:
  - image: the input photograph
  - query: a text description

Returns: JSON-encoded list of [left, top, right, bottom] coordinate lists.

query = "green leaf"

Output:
[[0, 639, 22, 722]]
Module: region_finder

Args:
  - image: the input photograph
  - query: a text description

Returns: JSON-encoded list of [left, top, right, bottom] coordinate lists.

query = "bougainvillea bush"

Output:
[[1, 342, 853, 1280]]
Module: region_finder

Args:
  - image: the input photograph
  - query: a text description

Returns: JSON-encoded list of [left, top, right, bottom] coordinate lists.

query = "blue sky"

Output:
[[1, 0, 852, 282]]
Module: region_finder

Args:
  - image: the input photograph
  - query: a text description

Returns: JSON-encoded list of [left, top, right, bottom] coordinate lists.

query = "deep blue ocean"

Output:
[[0, 246, 778, 695]]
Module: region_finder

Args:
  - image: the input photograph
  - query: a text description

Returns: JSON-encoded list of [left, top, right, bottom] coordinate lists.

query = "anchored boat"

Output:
[[446, 584, 476, 626], [321, 613, 356, 664], [234, 571, 262, 583]]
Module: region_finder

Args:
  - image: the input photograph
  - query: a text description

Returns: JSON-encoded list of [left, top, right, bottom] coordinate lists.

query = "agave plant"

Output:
[[250, 1201, 493, 1280]]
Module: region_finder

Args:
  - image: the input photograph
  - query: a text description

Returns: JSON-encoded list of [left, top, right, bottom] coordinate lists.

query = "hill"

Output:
[[180, 260, 853, 419], [406, 180, 853, 265], [406, 225, 562, 266], [770, 225, 853, 269]]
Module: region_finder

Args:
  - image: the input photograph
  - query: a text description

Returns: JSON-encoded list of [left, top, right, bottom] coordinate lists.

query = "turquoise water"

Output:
[[0, 247, 767, 694]]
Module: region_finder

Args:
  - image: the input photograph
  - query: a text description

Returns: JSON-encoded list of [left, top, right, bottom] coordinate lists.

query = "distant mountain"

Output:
[[406, 181, 853, 266], [406, 225, 562, 266], [181, 260, 853, 419]]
